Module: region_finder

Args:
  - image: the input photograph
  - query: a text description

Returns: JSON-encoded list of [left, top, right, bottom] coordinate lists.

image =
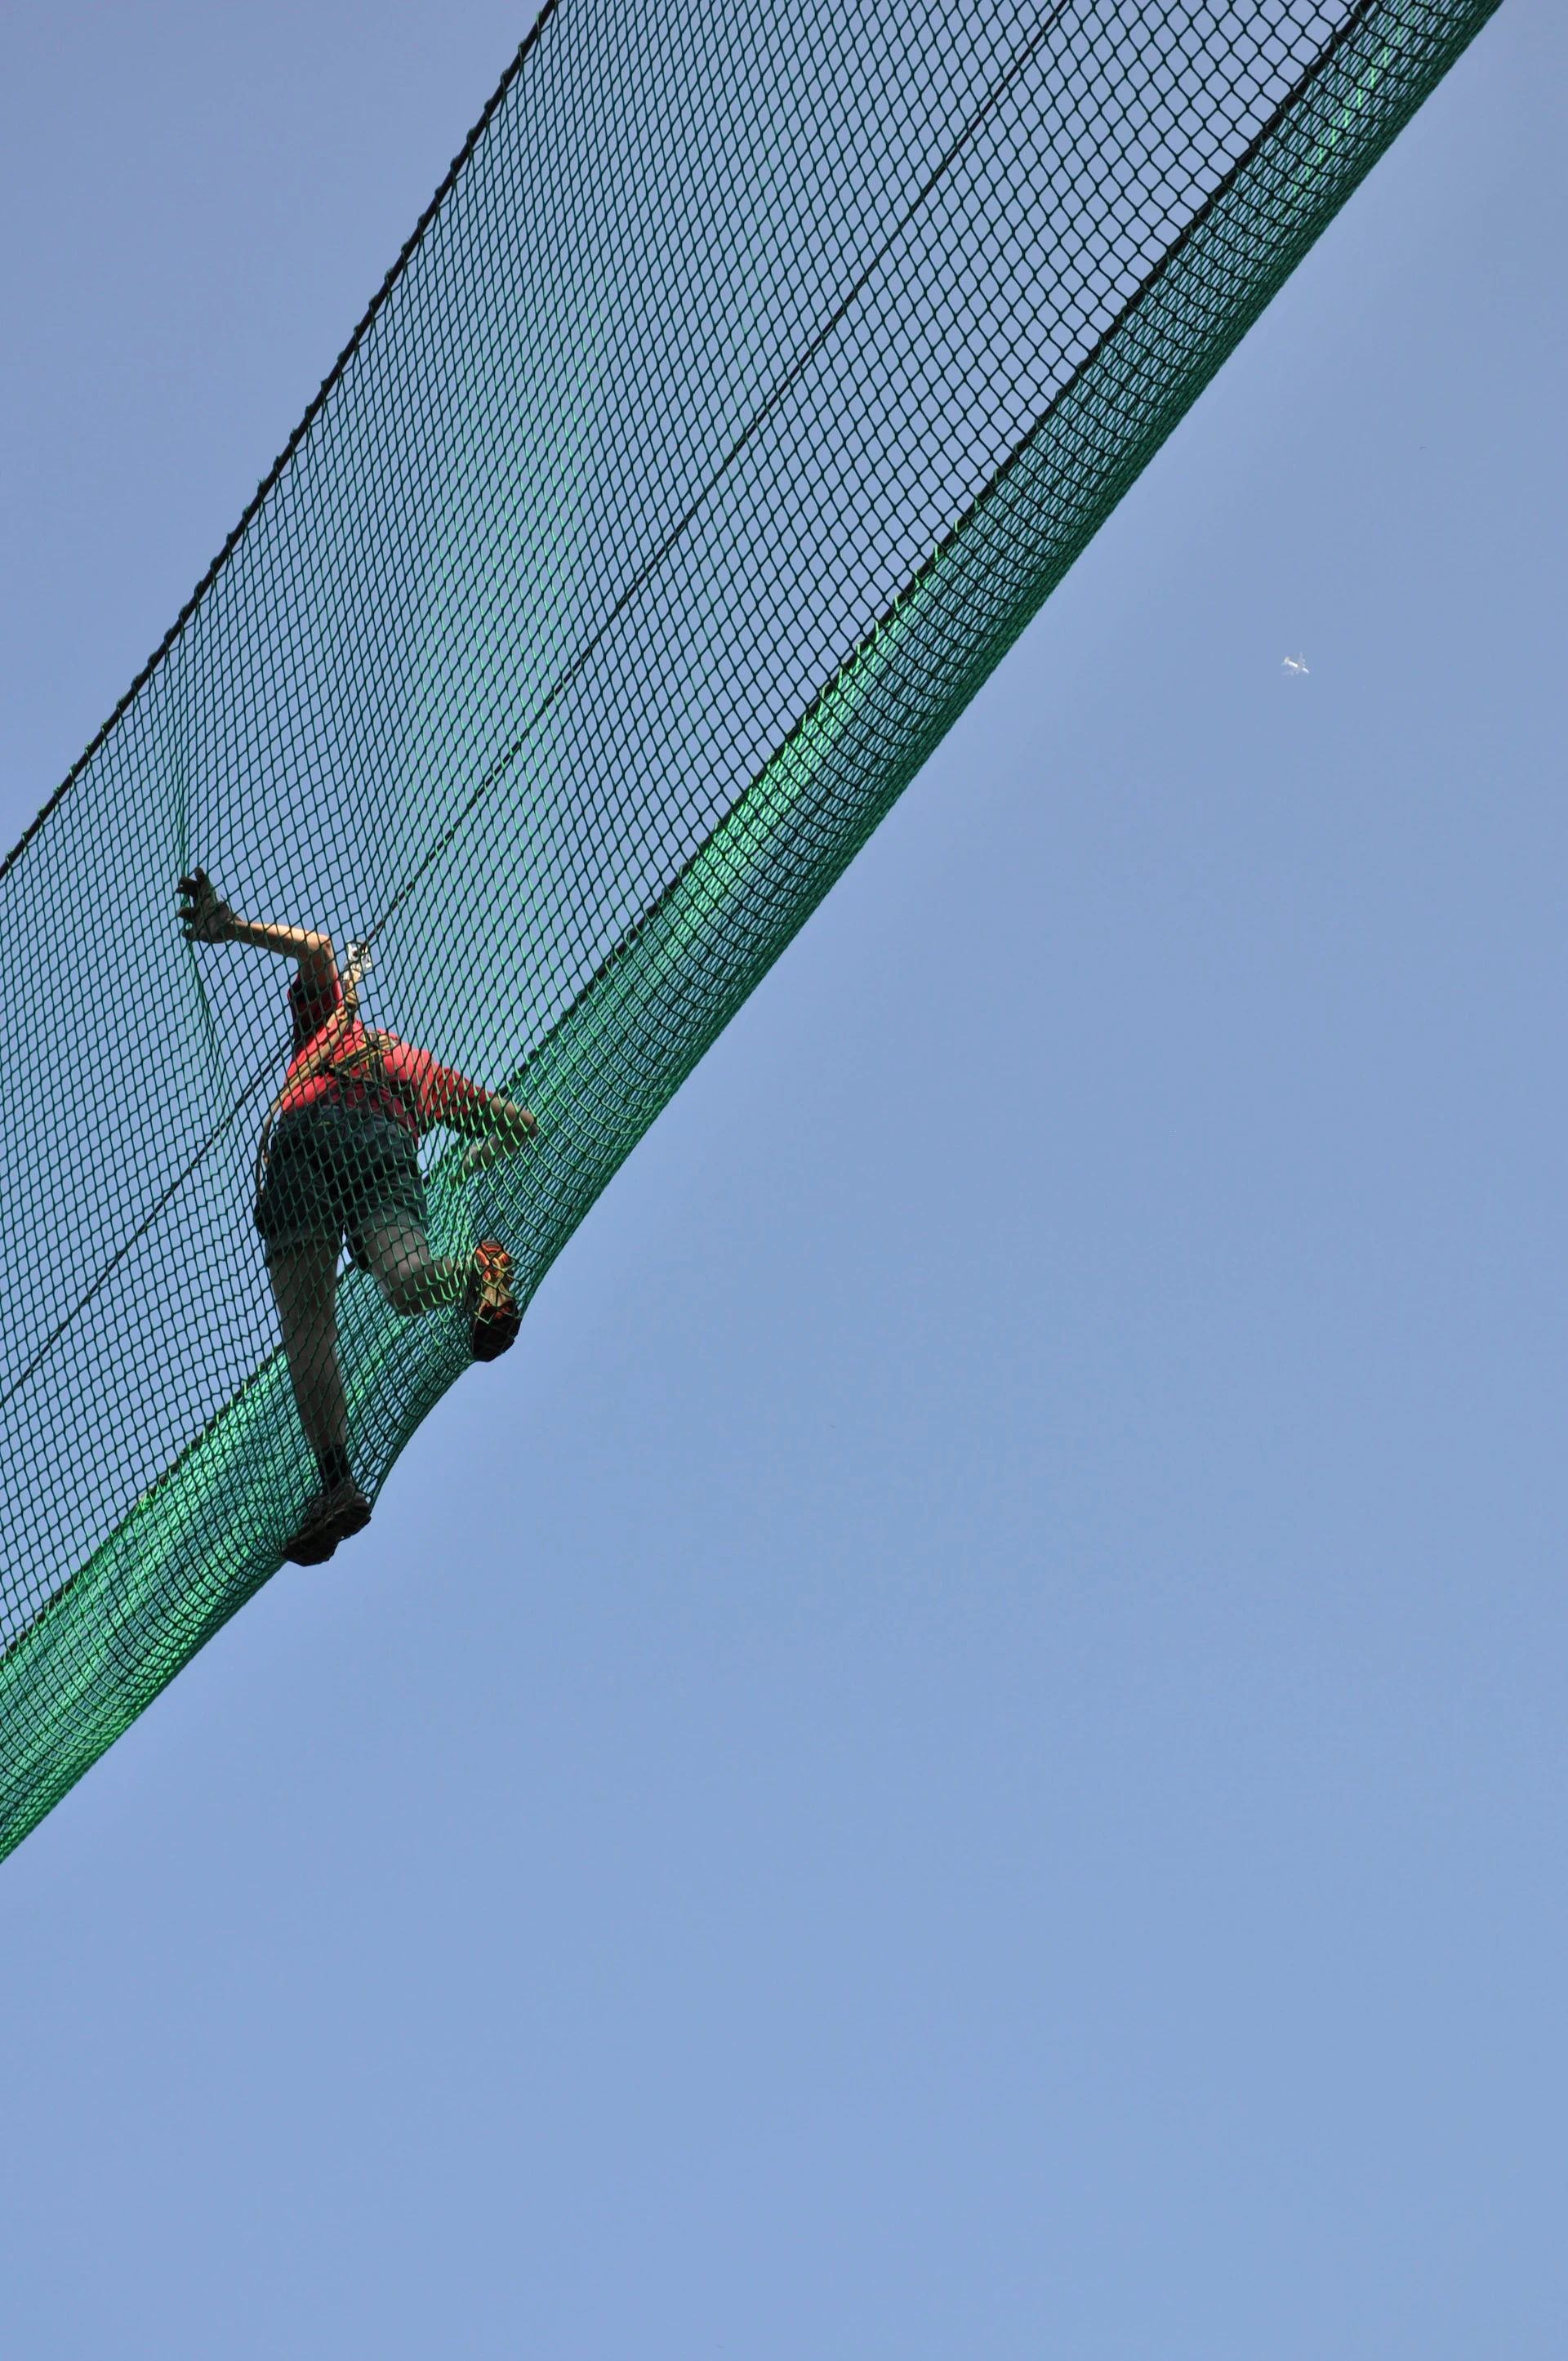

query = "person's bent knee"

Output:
[[376, 1268, 432, 1316], [373, 1253, 443, 1316]]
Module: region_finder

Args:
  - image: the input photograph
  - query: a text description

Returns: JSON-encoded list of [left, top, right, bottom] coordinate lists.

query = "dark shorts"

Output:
[[255, 1103, 427, 1255]]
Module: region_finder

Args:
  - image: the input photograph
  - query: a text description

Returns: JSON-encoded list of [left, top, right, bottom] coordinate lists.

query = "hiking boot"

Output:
[[285, 1476, 372, 1566], [466, 1237, 520, 1361]]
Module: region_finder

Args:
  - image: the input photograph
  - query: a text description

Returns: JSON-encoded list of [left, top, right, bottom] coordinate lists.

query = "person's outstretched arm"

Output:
[[178, 868, 338, 997], [388, 1043, 537, 1169], [425, 1065, 537, 1167], [458, 1095, 538, 1174]]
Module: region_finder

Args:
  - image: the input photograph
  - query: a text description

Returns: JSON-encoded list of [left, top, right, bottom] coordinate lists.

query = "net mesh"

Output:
[[0, 0, 1499, 1855]]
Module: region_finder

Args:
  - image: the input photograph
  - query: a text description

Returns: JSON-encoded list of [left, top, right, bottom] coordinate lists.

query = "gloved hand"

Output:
[[177, 868, 238, 944]]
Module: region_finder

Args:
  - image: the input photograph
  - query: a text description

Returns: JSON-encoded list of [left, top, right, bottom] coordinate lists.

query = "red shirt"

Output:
[[279, 969, 495, 1139]]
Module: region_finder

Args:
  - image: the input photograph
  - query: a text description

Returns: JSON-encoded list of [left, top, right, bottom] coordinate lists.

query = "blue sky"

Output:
[[0, 3, 1563, 2355]]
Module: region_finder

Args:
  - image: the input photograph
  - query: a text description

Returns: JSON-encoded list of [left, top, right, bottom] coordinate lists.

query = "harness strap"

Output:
[[253, 1008, 401, 1198]]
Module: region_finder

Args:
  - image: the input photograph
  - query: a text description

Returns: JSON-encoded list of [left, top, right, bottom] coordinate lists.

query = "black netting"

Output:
[[0, 0, 1500, 1855]]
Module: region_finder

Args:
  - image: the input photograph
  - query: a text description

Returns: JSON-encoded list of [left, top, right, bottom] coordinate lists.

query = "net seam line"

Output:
[[0, 0, 1382, 1427], [359, 0, 1371, 955], [455, 0, 1383, 1077], [0, 0, 564, 895], [0, 1066, 276, 1420], [359, 0, 1084, 948]]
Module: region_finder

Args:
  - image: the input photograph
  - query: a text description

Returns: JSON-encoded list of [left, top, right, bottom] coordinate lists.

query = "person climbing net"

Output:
[[179, 868, 537, 1566]]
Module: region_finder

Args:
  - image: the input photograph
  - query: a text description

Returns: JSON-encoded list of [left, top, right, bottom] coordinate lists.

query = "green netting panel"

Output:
[[0, 0, 1500, 1857]]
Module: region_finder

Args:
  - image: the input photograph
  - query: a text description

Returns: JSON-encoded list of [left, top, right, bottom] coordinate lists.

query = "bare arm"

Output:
[[430, 1072, 538, 1168], [459, 1097, 538, 1169], [415, 1063, 537, 1170], [178, 870, 337, 996]]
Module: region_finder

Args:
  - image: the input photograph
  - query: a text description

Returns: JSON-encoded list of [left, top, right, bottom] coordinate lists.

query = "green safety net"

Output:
[[0, 0, 1500, 1857]]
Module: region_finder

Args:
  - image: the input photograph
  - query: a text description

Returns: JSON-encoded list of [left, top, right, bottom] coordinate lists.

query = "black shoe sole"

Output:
[[285, 1495, 372, 1566], [470, 1300, 521, 1361]]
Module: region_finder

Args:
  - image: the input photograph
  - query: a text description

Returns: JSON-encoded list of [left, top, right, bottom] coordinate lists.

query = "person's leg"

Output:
[[359, 1217, 521, 1361], [358, 1218, 465, 1316], [267, 1236, 370, 1561], [267, 1237, 346, 1458]]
